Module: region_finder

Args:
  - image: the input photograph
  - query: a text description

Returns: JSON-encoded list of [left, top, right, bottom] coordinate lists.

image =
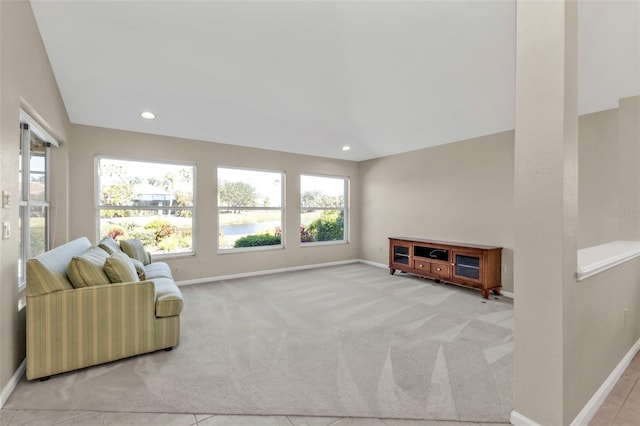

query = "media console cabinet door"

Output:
[[451, 250, 483, 284], [389, 240, 412, 273]]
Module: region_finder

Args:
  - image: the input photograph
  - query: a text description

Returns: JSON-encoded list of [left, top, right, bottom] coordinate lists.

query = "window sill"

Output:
[[218, 245, 284, 255], [577, 241, 640, 281], [18, 284, 26, 311], [301, 240, 348, 247], [151, 252, 195, 261]]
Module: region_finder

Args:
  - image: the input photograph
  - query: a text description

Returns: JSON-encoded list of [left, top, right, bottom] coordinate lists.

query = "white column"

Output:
[[513, 1, 578, 424]]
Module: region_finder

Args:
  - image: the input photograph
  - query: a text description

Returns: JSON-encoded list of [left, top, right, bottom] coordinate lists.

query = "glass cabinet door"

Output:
[[392, 244, 410, 266], [452, 251, 482, 282]]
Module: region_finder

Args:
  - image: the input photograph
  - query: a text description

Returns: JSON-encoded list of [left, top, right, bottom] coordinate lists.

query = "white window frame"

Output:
[[217, 166, 285, 253], [300, 173, 349, 246], [18, 110, 57, 292], [95, 156, 196, 259]]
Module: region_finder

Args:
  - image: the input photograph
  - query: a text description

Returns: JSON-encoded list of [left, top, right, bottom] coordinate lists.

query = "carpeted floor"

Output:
[[7, 263, 513, 422]]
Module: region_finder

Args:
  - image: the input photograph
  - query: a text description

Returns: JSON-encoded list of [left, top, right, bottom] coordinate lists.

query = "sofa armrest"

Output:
[[26, 280, 156, 380]]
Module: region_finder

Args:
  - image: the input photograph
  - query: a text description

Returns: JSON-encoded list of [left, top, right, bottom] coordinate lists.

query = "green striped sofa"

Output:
[[26, 237, 183, 380]]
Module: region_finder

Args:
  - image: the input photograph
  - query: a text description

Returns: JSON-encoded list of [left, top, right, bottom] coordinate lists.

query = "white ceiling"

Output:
[[30, 1, 639, 161]]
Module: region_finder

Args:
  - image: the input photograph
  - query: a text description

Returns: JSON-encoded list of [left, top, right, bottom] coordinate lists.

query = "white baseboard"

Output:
[[570, 337, 640, 426], [179, 259, 517, 300], [286, 259, 359, 272], [510, 410, 541, 426], [0, 359, 25, 409], [357, 259, 388, 269], [501, 290, 514, 299], [177, 259, 360, 286]]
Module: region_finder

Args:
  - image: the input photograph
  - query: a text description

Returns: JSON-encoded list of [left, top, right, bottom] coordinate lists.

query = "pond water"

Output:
[[220, 221, 281, 236]]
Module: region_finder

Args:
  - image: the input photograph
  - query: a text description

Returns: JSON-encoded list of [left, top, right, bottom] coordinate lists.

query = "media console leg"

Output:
[[390, 268, 396, 275], [481, 289, 489, 299], [492, 288, 501, 296]]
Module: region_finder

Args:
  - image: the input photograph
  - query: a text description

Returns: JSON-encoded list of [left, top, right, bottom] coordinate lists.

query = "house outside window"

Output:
[[97, 157, 195, 256], [300, 174, 348, 244], [217, 167, 283, 251]]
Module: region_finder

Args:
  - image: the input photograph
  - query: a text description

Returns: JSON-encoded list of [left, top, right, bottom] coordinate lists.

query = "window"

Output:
[[97, 158, 195, 256], [217, 167, 283, 251], [300, 174, 348, 244], [18, 112, 57, 289]]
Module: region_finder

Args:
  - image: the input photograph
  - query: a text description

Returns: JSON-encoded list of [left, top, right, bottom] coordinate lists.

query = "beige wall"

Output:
[[578, 96, 640, 249], [578, 108, 620, 248], [564, 258, 640, 421], [0, 0, 70, 400], [616, 96, 640, 241], [359, 131, 515, 293], [566, 95, 640, 421], [68, 124, 361, 281]]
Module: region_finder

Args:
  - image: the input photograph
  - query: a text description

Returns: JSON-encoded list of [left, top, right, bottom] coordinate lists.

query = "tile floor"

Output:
[[590, 351, 640, 425], [0, 409, 509, 426], [1, 351, 638, 425]]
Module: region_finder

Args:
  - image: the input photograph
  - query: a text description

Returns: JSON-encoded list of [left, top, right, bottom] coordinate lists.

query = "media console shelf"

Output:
[[389, 237, 503, 298]]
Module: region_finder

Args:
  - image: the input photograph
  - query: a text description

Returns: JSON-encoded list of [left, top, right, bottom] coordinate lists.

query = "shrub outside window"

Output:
[[218, 167, 283, 251], [97, 158, 195, 256], [300, 174, 347, 244]]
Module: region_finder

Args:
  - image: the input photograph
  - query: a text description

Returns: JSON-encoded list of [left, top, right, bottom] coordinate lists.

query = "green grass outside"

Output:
[[29, 217, 46, 257]]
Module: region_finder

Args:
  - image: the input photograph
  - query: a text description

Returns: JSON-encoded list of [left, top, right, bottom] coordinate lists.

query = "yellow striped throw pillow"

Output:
[[104, 252, 140, 283], [120, 239, 152, 265], [98, 236, 122, 255], [67, 247, 110, 288]]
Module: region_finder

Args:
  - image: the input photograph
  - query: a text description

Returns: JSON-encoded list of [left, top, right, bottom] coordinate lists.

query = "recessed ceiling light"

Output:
[[342, 145, 351, 151], [140, 111, 156, 120]]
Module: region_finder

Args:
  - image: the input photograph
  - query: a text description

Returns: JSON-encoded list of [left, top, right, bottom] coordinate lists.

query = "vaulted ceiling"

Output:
[[30, 1, 639, 161]]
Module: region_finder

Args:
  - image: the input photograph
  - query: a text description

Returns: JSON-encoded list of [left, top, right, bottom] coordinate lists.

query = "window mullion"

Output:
[[217, 206, 281, 211], [20, 123, 30, 202], [99, 206, 194, 210]]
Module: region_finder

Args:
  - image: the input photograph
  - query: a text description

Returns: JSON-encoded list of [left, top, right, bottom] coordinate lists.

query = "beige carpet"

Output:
[[7, 263, 513, 422]]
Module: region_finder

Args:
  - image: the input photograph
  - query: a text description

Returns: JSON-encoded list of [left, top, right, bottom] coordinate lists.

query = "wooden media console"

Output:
[[389, 237, 502, 298]]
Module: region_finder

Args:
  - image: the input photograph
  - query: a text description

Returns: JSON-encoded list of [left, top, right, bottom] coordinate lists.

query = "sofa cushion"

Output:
[[67, 247, 111, 288], [104, 252, 140, 284], [27, 237, 91, 296], [153, 278, 184, 317], [28, 258, 74, 295], [144, 262, 173, 280], [120, 239, 152, 265], [130, 258, 146, 281], [98, 236, 122, 255]]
